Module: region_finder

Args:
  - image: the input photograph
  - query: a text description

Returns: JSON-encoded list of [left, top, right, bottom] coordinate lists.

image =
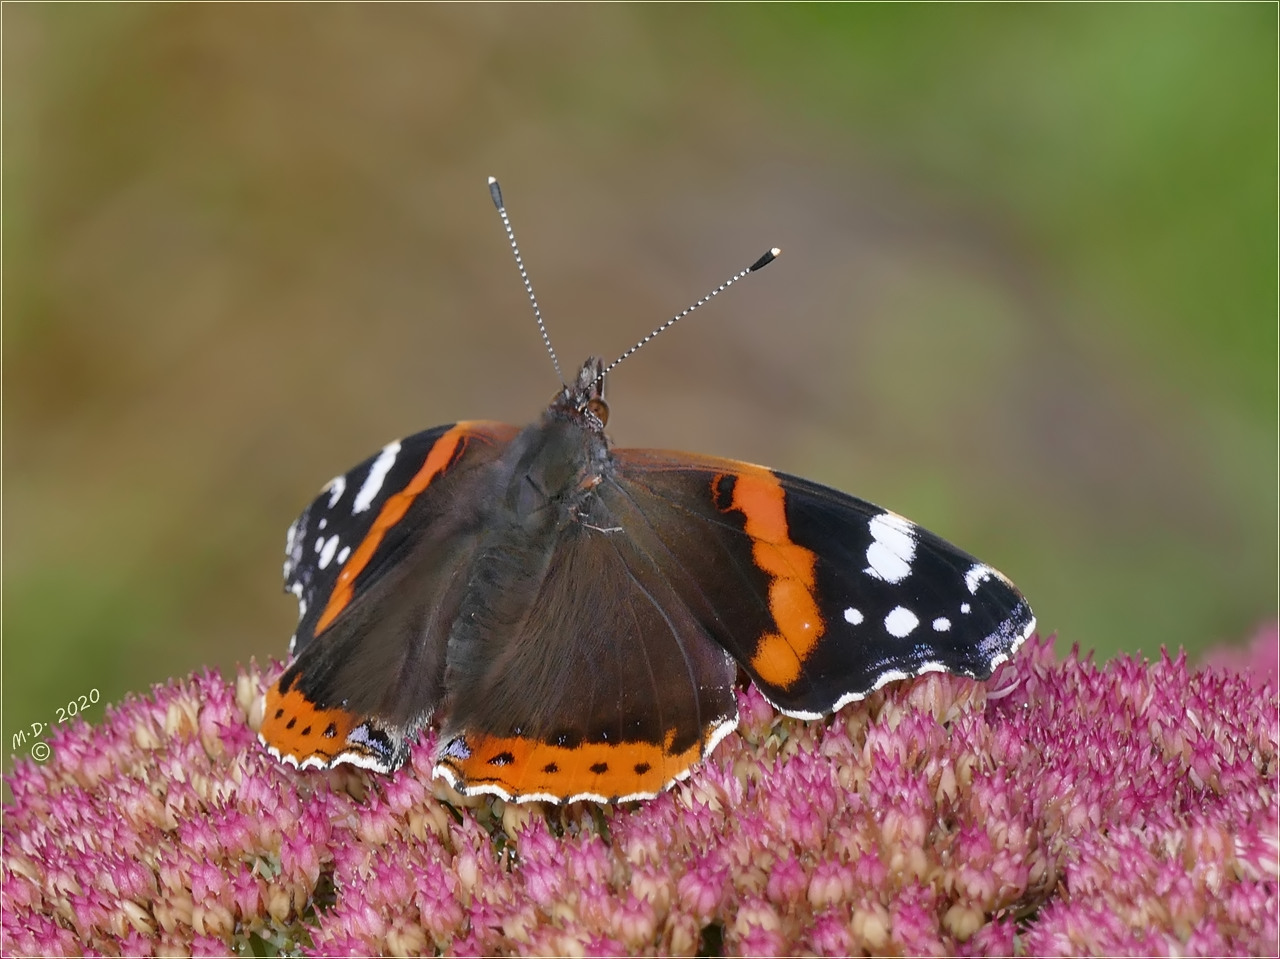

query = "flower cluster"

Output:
[[3, 629, 1276, 956]]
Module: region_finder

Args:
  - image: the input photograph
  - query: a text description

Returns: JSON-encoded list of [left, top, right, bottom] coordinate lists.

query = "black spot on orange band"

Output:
[[261, 683, 361, 766], [436, 728, 707, 801]]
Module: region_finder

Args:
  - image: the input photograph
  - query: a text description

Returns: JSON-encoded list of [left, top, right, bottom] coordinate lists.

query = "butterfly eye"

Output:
[[586, 397, 609, 426]]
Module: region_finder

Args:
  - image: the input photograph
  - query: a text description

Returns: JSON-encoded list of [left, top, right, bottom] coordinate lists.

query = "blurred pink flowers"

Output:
[[3, 629, 1276, 957]]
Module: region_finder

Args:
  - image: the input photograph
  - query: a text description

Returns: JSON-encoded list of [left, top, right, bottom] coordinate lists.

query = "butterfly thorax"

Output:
[[437, 359, 618, 737], [496, 358, 613, 521]]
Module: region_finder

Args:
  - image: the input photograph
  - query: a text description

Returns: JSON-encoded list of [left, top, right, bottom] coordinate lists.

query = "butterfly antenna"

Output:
[[604, 247, 781, 377], [489, 176, 564, 384]]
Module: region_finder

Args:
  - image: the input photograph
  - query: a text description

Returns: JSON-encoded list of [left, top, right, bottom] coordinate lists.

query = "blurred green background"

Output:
[[5, 6, 1276, 765]]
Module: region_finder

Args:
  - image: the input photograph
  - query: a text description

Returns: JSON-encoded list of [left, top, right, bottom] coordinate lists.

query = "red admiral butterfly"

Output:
[[260, 179, 1035, 804]]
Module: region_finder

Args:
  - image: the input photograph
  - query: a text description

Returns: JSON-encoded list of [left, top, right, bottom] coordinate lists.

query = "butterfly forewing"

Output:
[[608, 449, 1035, 717], [262, 420, 519, 772], [283, 423, 507, 654]]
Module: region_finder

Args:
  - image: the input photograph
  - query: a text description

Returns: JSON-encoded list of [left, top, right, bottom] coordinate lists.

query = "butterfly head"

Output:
[[551, 357, 609, 430]]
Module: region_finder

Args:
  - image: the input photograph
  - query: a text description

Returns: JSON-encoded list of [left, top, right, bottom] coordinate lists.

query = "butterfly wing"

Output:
[[430, 442, 1032, 803], [262, 411, 1032, 797], [604, 449, 1036, 718], [433, 512, 740, 804], [260, 420, 520, 772]]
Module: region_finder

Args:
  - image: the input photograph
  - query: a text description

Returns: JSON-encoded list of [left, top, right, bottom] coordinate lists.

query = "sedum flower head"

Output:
[[3, 628, 1277, 956]]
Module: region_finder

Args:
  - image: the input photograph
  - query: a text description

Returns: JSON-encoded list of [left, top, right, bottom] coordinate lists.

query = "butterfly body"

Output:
[[260, 355, 1035, 803]]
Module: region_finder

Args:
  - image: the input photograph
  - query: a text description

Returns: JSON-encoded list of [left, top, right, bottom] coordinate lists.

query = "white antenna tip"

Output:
[[487, 175, 498, 185], [749, 247, 781, 272]]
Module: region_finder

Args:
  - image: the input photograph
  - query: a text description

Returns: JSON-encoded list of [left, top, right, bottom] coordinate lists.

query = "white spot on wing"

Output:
[[772, 701, 825, 721], [826, 690, 867, 713], [965, 563, 995, 595], [844, 607, 864, 625], [288, 578, 307, 632], [864, 512, 917, 584], [875, 669, 910, 687], [326, 475, 346, 508], [337, 546, 351, 565], [701, 714, 740, 760], [284, 519, 307, 580], [353, 441, 401, 513], [317, 535, 340, 570], [884, 606, 919, 638], [932, 617, 951, 632], [331, 750, 394, 773]]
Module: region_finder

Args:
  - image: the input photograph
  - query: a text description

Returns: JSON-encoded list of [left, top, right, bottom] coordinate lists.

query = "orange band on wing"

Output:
[[261, 682, 360, 765], [717, 466, 823, 690], [437, 729, 704, 802], [315, 424, 472, 634]]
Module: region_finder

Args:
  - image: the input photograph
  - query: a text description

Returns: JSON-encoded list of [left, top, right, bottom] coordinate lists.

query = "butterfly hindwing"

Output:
[[432, 459, 740, 803]]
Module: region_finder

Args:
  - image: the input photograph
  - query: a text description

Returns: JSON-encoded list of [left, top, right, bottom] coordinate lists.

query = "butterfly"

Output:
[[259, 179, 1035, 804]]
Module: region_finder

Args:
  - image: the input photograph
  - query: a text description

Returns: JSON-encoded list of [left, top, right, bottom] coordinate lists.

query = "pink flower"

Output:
[[3, 628, 1277, 956]]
